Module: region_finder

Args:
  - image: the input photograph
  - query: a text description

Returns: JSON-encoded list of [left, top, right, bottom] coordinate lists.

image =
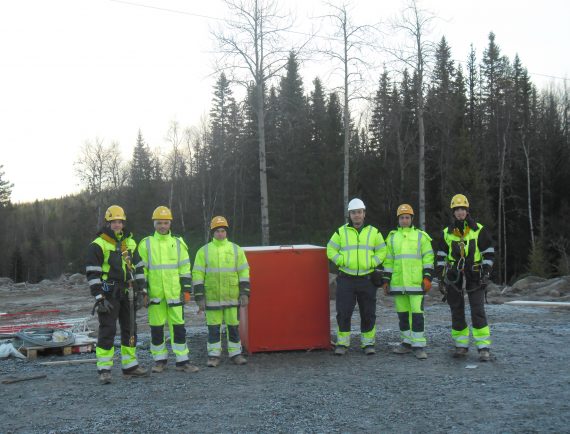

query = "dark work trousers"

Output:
[[336, 274, 377, 333], [97, 289, 137, 350], [445, 274, 488, 331]]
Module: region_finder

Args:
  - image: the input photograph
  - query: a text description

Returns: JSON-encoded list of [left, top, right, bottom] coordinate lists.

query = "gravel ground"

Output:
[[1, 288, 570, 433]]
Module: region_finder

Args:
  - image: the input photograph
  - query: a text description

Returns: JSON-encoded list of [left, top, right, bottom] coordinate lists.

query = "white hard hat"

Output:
[[347, 198, 366, 211]]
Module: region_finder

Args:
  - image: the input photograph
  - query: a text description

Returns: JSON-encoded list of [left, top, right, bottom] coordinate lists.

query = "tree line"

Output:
[[0, 30, 568, 285]]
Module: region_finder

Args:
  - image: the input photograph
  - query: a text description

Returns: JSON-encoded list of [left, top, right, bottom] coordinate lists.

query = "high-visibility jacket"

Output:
[[85, 227, 145, 296], [383, 226, 434, 294], [327, 224, 386, 276], [435, 220, 494, 276], [192, 238, 250, 309], [137, 231, 192, 306]]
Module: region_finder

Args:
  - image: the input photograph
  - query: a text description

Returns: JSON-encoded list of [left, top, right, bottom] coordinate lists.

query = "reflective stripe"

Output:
[[122, 360, 138, 369], [341, 245, 376, 252], [332, 254, 341, 265], [179, 273, 192, 278], [384, 267, 393, 273], [86, 266, 102, 272], [97, 356, 113, 362], [149, 297, 162, 304], [365, 228, 373, 270], [146, 238, 152, 269], [228, 343, 242, 358], [153, 353, 168, 361], [166, 298, 181, 305], [135, 273, 145, 280], [98, 366, 112, 371], [372, 255, 381, 266], [436, 261, 446, 266], [88, 278, 102, 286], [336, 332, 350, 347], [148, 263, 179, 270], [135, 261, 145, 268], [171, 342, 188, 352], [417, 232, 423, 257], [480, 247, 495, 254], [422, 249, 434, 257], [179, 258, 191, 266], [239, 277, 250, 282], [423, 264, 434, 269], [390, 286, 422, 292], [343, 228, 351, 271], [338, 266, 372, 275], [205, 301, 240, 308], [207, 341, 222, 357], [328, 240, 341, 250], [436, 251, 447, 257], [473, 335, 490, 342], [205, 267, 240, 273], [175, 354, 189, 363], [151, 343, 166, 352], [376, 242, 386, 249], [361, 336, 375, 347], [236, 263, 248, 272], [193, 265, 206, 272], [394, 254, 421, 260], [193, 279, 204, 285], [386, 254, 394, 260], [482, 260, 494, 266]]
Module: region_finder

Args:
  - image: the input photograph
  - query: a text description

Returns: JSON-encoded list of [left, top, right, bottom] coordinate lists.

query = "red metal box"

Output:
[[239, 245, 331, 353]]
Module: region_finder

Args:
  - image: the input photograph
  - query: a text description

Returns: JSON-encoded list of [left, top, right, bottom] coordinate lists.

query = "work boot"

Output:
[[392, 343, 412, 354], [123, 365, 148, 377], [98, 371, 112, 385], [334, 345, 348, 356], [414, 348, 428, 360], [363, 346, 376, 355], [176, 362, 200, 373], [453, 347, 468, 358], [151, 361, 167, 373], [207, 357, 221, 367], [478, 349, 491, 362], [231, 354, 248, 365]]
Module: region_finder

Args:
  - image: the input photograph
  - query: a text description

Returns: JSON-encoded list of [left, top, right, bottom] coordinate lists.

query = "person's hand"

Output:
[[196, 298, 205, 313], [96, 298, 114, 314], [135, 290, 148, 310], [382, 282, 390, 296], [239, 294, 249, 306], [183, 291, 191, 304], [422, 277, 432, 293]]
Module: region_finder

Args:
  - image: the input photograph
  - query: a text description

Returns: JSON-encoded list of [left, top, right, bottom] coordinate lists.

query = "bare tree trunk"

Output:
[[498, 127, 509, 284], [521, 133, 535, 248], [257, 80, 270, 245], [342, 14, 350, 217]]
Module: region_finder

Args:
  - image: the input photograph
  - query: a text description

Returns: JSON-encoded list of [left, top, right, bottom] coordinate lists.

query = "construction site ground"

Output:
[[1, 276, 569, 433]]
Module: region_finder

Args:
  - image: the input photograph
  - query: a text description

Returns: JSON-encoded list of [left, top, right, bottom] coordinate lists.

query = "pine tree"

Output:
[[0, 165, 13, 207]]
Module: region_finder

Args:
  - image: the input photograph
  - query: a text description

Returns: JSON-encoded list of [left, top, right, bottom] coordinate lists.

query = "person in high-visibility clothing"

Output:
[[327, 198, 387, 355], [435, 194, 495, 362], [85, 205, 148, 384], [382, 204, 434, 360], [192, 216, 250, 367], [137, 206, 199, 374]]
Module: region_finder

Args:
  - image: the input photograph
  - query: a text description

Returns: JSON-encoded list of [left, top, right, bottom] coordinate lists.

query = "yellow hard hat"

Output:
[[450, 194, 470, 209], [105, 205, 126, 221], [152, 206, 173, 220], [397, 203, 414, 217], [210, 216, 229, 230]]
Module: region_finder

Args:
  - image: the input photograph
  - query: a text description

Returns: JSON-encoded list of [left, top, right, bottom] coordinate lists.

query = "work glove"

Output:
[[421, 277, 432, 293], [239, 294, 249, 306], [371, 269, 384, 287], [481, 267, 491, 286], [93, 297, 114, 315], [196, 297, 206, 312], [135, 289, 148, 310], [382, 282, 390, 296]]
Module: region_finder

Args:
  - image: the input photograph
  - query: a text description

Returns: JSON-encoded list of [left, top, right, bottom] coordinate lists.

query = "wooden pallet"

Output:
[[20, 343, 95, 360]]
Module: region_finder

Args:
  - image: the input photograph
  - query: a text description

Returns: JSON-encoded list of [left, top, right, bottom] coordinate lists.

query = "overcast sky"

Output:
[[1, 0, 568, 203]]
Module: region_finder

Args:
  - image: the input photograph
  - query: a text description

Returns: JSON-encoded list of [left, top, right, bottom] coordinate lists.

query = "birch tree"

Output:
[[212, 0, 293, 245]]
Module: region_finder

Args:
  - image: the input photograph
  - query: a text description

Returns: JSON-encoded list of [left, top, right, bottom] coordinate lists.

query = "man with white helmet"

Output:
[[435, 194, 494, 362], [137, 206, 199, 374], [326, 198, 387, 355]]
